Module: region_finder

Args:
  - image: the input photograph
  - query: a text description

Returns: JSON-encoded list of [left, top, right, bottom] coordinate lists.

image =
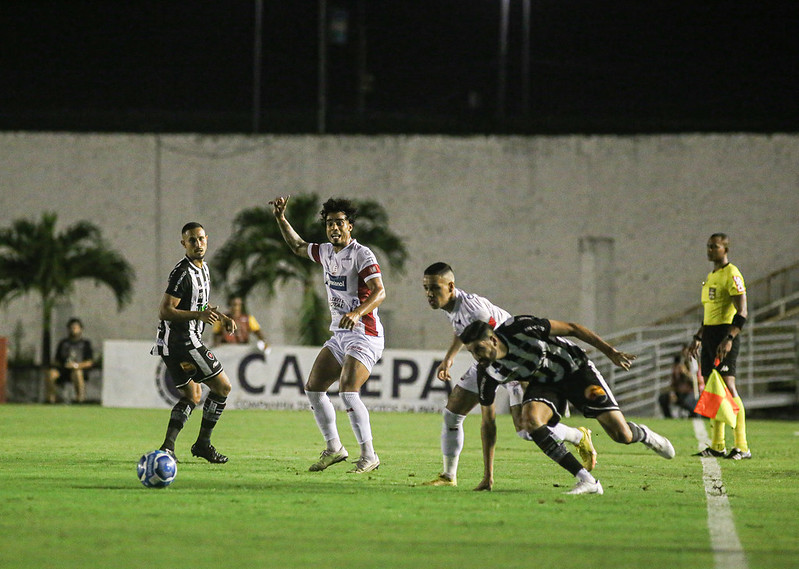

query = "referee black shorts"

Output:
[[700, 324, 740, 378], [160, 343, 224, 388]]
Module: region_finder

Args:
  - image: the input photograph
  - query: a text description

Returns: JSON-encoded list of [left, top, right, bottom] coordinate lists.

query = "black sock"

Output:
[[196, 392, 227, 446], [161, 398, 196, 450], [531, 425, 584, 476], [627, 422, 646, 444]]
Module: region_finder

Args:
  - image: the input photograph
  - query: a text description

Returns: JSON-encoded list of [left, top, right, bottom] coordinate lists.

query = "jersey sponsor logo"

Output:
[[708, 287, 716, 300], [328, 274, 347, 290], [732, 275, 745, 293]]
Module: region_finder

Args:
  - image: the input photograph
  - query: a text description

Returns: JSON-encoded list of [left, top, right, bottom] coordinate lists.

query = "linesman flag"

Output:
[[694, 369, 740, 428]]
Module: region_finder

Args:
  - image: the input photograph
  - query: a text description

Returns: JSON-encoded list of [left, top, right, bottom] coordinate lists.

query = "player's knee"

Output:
[[215, 379, 232, 398]]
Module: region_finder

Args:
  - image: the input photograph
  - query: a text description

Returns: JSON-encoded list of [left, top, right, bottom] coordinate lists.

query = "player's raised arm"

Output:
[[270, 195, 310, 258], [548, 319, 635, 370]]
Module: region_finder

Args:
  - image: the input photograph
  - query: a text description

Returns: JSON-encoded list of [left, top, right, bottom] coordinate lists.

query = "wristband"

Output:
[[725, 334, 735, 342], [693, 334, 702, 342], [732, 314, 747, 330]]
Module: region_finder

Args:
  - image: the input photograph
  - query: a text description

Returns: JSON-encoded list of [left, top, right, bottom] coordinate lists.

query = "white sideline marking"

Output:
[[692, 418, 748, 569]]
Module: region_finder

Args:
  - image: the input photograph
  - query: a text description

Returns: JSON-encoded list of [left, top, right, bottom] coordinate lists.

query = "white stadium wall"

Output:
[[1, 133, 798, 364]]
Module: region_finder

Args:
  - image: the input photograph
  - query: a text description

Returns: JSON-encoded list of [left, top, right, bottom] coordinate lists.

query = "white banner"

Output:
[[102, 340, 487, 412]]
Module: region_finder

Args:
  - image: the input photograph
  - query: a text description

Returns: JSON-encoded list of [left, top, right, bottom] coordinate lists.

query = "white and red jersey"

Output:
[[308, 239, 383, 337], [447, 288, 511, 335]]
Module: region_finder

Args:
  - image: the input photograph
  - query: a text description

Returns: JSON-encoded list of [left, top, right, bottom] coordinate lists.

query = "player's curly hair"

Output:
[[320, 198, 357, 224]]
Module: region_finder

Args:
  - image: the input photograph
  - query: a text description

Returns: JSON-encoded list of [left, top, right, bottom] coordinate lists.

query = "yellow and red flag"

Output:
[[693, 369, 740, 427]]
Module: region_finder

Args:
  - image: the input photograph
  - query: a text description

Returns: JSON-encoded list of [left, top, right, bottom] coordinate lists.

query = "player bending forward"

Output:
[[461, 315, 675, 495]]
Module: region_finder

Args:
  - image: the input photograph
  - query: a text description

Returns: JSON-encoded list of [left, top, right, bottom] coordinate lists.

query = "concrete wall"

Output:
[[1, 132, 797, 360]]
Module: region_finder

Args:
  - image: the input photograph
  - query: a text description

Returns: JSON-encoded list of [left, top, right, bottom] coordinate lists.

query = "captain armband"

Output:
[[732, 314, 747, 330]]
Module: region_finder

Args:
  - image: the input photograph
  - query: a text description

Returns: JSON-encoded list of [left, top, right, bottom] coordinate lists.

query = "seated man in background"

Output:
[[45, 318, 94, 404], [659, 345, 703, 418], [213, 295, 270, 353]]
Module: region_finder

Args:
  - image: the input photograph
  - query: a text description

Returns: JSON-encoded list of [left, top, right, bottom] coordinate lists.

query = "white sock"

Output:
[[552, 422, 583, 445], [442, 409, 466, 477], [306, 391, 341, 451], [575, 468, 596, 484], [340, 392, 375, 459]]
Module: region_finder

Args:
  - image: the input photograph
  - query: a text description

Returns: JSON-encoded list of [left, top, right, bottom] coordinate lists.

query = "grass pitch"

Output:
[[1, 405, 797, 569]]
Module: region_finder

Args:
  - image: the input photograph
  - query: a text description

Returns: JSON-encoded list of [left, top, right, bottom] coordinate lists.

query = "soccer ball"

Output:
[[137, 450, 177, 488]]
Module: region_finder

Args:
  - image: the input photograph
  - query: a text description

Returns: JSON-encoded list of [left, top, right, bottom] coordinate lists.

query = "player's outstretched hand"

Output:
[[609, 349, 635, 371], [269, 195, 290, 218]]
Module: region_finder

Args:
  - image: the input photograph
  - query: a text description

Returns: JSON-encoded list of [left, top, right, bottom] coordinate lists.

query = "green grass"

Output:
[[1, 405, 797, 569]]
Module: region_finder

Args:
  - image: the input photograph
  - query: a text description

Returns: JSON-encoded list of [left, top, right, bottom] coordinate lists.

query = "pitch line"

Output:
[[692, 418, 748, 569]]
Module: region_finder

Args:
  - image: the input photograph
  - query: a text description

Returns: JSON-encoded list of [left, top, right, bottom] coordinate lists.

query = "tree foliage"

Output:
[[0, 212, 136, 366]]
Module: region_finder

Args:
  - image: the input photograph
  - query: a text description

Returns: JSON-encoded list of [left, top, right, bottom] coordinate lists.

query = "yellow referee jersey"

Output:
[[701, 263, 746, 325]]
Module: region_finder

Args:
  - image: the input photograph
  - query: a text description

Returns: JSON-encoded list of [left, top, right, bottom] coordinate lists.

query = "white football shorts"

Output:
[[457, 363, 524, 406], [323, 330, 384, 372]]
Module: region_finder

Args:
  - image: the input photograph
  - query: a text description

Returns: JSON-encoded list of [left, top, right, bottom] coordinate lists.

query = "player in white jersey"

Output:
[[271, 195, 385, 474], [421, 263, 596, 490]]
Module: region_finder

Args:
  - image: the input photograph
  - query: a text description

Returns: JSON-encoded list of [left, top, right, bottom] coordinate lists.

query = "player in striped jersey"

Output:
[[151, 222, 237, 464], [421, 263, 595, 490], [271, 196, 385, 474], [460, 315, 675, 495]]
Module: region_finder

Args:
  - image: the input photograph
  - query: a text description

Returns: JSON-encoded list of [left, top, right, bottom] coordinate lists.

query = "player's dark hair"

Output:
[[424, 262, 454, 277], [66, 317, 83, 328], [320, 198, 357, 224], [709, 232, 729, 246], [182, 222, 204, 234], [459, 320, 492, 344]]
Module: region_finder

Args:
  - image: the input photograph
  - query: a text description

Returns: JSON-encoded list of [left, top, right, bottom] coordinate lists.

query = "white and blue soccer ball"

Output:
[[137, 450, 177, 488]]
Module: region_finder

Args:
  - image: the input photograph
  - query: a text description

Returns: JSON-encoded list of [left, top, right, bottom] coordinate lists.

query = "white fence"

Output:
[[588, 321, 799, 416]]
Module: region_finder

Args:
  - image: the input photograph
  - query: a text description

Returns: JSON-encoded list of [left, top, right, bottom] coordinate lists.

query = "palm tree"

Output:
[[212, 194, 408, 345], [0, 212, 136, 367]]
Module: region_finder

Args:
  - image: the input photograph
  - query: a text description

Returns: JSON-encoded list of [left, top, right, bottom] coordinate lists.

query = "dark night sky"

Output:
[[2, 1, 798, 134]]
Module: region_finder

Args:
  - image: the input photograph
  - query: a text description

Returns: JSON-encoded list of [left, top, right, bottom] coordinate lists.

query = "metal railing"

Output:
[[587, 321, 799, 416]]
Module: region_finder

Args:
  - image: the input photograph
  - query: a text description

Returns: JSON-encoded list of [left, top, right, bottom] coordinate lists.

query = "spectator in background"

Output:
[[213, 295, 270, 353], [659, 345, 704, 418], [45, 318, 94, 404]]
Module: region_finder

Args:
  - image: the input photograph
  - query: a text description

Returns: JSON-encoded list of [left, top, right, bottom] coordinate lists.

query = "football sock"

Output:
[[575, 469, 597, 484], [551, 423, 583, 445], [732, 397, 748, 452], [710, 419, 726, 451], [307, 391, 342, 451], [340, 391, 375, 459], [626, 422, 646, 443], [531, 425, 584, 476], [196, 392, 227, 445], [442, 409, 466, 477], [161, 397, 196, 450]]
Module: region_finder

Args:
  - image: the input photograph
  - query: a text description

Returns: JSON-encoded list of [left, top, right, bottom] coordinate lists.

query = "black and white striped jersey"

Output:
[[151, 256, 211, 356], [483, 315, 589, 385]]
